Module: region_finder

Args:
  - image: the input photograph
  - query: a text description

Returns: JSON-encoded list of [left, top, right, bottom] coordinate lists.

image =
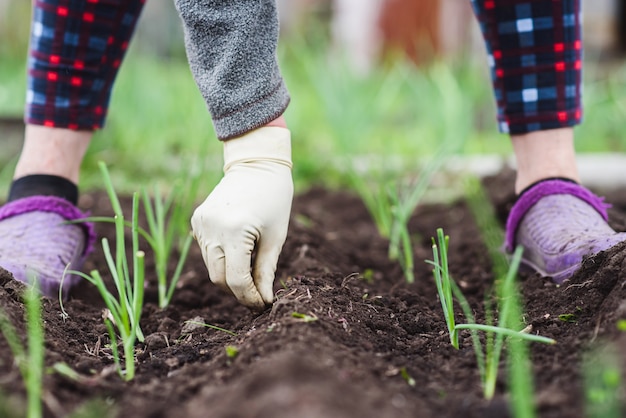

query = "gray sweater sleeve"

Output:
[[174, 0, 290, 140]]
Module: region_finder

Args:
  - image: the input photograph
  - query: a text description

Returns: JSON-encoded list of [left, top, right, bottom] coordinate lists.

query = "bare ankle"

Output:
[[511, 127, 579, 193], [14, 125, 92, 184]]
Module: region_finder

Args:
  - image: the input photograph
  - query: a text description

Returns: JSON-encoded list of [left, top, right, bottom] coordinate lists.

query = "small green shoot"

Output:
[[558, 307, 582, 323], [70, 162, 145, 381], [0, 278, 44, 418], [558, 313, 578, 323], [361, 268, 375, 284], [225, 345, 239, 359], [183, 320, 237, 337], [616, 320, 626, 331], [51, 362, 85, 383], [400, 366, 416, 387], [291, 312, 318, 323]]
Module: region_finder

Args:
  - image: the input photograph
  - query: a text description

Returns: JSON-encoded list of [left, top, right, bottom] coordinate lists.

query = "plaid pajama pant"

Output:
[[26, 0, 582, 135], [26, 0, 145, 130], [471, 0, 582, 134]]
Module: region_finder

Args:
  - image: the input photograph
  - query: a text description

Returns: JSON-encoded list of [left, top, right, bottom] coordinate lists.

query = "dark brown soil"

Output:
[[1, 171, 626, 418]]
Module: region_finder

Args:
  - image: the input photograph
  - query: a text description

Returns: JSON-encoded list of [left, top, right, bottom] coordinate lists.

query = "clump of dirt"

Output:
[[1, 172, 626, 418]]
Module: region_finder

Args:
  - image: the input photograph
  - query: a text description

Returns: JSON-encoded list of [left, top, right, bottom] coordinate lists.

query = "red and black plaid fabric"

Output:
[[471, 0, 582, 134], [28, 0, 582, 135], [26, 0, 144, 130]]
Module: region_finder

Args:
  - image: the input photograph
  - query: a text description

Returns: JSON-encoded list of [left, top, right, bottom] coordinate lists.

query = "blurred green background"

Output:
[[1, 0, 625, 198]]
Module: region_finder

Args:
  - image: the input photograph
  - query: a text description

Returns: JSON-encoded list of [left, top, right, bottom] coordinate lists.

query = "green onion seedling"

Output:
[[427, 228, 555, 403], [141, 185, 193, 309], [426, 228, 458, 348], [0, 277, 44, 418], [464, 177, 552, 410], [70, 162, 145, 381], [72, 170, 196, 310]]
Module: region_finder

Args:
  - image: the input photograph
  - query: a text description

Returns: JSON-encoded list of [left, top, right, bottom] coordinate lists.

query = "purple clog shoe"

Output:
[[0, 196, 95, 298], [505, 179, 626, 283]]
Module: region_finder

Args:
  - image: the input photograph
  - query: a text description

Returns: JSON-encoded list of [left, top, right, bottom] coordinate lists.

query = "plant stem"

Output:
[[454, 324, 555, 344], [24, 284, 43, 418], [0, 281, 45, 418], [429, 229, 458, 349]]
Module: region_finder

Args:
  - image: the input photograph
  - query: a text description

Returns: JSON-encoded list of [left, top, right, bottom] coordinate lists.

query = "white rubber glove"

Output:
[[191, 127, 293, 310]]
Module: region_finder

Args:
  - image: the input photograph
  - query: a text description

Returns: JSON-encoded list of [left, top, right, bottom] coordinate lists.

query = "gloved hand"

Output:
[[191, 127, 293, 310]]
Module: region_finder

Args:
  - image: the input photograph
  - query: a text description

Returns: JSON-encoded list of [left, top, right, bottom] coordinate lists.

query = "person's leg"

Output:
[[511, 127, 578, 194], [0, 0, 144, 297], [15, 0, 145, 190], [471, 0, 626, 282], [14, 126, 91, 185]]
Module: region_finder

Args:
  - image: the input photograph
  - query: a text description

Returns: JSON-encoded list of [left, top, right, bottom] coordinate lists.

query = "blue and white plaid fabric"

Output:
[[26, 0, 144, 130], [472, 0, 582, 134]]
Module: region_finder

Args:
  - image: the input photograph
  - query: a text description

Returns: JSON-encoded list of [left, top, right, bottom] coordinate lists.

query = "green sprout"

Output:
[[465, 176, 543, 414], [141, 185, 193, 309], [0, 278, 44, 418], [225, 345, 239, 359], [361, 268, 375, 284], [558, 307, 582, 323], [183, 320, 237, 337], [427, 229, 457, 348], [291, 312, 318, 323], [427, 228, 555, 403], [71, 162, 145, 381], [400, 366, 416, 387], [558, 313, 578, 323], [76, 186, 193, 310]]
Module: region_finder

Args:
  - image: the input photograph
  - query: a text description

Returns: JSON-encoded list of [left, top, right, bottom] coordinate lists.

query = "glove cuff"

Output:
[[223, 127, 292, 172], [504, 179, 611, 253]]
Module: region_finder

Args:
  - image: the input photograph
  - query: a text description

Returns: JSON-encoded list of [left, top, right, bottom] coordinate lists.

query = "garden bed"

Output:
[[1, 170, 626, 417]]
